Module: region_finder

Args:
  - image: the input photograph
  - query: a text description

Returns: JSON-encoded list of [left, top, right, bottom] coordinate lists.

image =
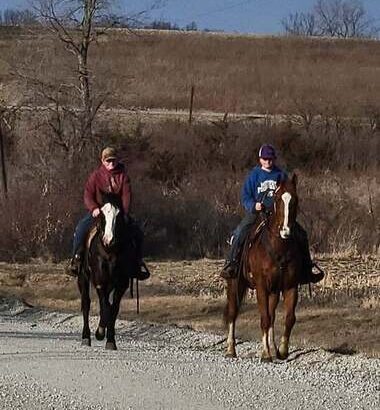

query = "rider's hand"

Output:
[[92, 208, 101, 218], [255, 202, 263, 212]]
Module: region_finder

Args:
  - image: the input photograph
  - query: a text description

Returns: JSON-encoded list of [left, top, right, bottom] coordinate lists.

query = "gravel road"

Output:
[[0, 297, 379, 410]]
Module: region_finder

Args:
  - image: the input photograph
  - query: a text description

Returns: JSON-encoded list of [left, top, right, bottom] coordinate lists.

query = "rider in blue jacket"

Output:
[[220, 144, 324, 284]]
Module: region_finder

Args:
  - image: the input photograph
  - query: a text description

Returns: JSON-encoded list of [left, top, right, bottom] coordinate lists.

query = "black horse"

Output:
[[78, 192, 137, 350]]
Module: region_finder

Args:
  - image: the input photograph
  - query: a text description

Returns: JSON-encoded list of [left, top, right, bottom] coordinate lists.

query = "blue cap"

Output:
[[258, 144, 276, 159]]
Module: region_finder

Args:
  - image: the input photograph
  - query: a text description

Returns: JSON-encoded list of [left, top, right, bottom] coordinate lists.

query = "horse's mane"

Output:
[[101, 191, 123, 210]]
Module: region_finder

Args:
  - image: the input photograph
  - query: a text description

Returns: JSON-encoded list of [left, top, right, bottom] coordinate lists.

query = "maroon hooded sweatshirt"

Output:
[[84, 163, 131, 214]]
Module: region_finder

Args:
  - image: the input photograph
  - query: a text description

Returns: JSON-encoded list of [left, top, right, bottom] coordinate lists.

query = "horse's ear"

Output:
[[291, 173, 298, 186]]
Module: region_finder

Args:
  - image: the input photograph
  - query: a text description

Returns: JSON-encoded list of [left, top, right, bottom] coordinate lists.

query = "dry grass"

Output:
[[1, 28, 380, 116], [0, 256, 379, 357]]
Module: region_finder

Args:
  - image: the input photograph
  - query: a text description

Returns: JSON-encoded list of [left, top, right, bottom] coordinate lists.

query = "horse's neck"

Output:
[[265, 217, 286, 247]]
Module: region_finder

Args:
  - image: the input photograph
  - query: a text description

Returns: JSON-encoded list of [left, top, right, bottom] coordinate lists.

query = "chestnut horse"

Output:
[[78, 192, 137, 350], [224, 175, 303, 361]]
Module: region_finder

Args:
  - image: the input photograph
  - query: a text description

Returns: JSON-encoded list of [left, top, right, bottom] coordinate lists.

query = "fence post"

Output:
[[0, 126, 8, 199], [189, 85, 195, 124]]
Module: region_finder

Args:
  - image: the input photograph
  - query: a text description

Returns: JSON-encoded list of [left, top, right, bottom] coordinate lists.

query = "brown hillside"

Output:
[[1, 28, 380, 117]]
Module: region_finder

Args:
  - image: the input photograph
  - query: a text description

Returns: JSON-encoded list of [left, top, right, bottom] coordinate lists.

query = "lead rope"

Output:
[[129, 278, 140, 314], [136, 278, 140, 314]]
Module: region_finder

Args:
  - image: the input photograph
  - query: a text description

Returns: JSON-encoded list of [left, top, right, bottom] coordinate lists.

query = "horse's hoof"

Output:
[[278, 344, 289, 360], [95, 329, 105, 341], [81, 338, 91, 346], [105, 342, 117, 350], [260, 356, 273, 363], [277, 351, 289, 360], [225, 351, 237, 359]]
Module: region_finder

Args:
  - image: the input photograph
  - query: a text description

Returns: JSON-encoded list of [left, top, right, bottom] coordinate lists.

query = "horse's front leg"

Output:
[[224, 278, 246, 358], [105, 286, 127, 350], [95, 287, 110, 341], [78, 275, 91, 346], [278, 287, 298, 360], [268, 292, 280, 358], [256, 285, 272, 362]]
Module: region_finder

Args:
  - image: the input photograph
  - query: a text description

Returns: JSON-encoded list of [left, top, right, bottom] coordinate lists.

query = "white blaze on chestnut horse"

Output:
[[224, 175, 303, 361]]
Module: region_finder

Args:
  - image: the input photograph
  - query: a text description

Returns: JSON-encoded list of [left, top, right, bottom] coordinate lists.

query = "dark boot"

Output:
[[65, 253, 81, 277], [220, 260, 239, 279], [132, 260, 150, 281], [294, 223, 324, 285], [299, 262, 325, 284], [309, 263, 325, 283]]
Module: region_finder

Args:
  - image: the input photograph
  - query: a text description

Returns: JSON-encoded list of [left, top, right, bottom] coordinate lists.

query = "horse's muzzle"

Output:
[[280, 227, 291, 239], [103, 235, 115, 247]]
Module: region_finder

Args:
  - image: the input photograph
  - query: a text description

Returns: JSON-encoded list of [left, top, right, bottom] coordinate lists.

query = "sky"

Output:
[[1, 0, 379, 34]]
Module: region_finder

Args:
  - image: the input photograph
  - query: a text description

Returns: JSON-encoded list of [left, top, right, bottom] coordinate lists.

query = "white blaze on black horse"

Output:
[[101, 202, 120, 246], [224, 174, 303, 361]]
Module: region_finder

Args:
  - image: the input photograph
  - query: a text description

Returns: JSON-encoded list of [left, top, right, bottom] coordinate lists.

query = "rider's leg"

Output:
[[66, 213, 94, 276], [126, 216, 150, 281], [220, 213, 258, 279], [294, 222, 324, 284]]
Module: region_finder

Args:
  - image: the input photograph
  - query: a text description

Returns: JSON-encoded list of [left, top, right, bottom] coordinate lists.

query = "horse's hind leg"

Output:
[[224, 278, 246, 358], [78, 275, 91, 346], [278, 287, 298, 360]]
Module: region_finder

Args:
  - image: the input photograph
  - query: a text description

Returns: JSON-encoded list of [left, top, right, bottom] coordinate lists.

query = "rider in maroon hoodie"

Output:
[[66, 147, 149, 280]]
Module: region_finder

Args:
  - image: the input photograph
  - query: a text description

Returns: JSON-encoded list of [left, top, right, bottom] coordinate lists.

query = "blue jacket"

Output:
[[241, 165, 288, 212]]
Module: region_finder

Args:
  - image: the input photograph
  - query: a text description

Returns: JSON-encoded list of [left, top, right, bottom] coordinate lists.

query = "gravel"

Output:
[[0, 297, 379, 409]]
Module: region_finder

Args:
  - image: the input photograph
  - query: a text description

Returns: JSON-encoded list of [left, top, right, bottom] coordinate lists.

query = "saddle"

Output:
[[237, 219, 267, 283], [86, 225, 98, 250]]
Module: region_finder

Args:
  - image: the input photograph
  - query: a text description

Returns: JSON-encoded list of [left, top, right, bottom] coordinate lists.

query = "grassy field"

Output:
[[1, 28, 380, 117], [0, 256, 379, 357]]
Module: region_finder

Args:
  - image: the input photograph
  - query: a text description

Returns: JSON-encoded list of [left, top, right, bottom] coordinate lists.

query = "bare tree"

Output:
[[0, 101, 18, 199], [14, 0, 162, 165], [282, 0, 379, 38], [32, 1, 116, 146], [281, 12, 318, 36]]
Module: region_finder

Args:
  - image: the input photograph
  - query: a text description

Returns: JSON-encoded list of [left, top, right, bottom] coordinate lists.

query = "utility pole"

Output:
[[189, 85, 195, 124], [0, 125, 8, 199]]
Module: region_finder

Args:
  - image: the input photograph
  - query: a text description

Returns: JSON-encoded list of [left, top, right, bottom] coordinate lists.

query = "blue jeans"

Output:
[[72, 213, 94, 256], [228, 212, 258, 261]]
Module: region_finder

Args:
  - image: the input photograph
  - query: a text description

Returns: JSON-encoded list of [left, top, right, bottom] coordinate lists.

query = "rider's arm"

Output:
[[84, 171, 100, 213], [121, 173, 131, 215], [241, 170, 258, 213]]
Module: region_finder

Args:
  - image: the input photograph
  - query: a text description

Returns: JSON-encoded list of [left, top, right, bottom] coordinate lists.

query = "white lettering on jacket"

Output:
[[257, 180, 277, 196]]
